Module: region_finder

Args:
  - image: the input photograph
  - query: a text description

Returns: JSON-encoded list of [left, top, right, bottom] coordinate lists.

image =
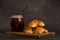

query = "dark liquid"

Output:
[[10, 18, 24, 32]]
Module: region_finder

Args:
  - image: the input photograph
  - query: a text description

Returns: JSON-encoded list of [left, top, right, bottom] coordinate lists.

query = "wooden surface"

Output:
[[5, 32, 55, 38]]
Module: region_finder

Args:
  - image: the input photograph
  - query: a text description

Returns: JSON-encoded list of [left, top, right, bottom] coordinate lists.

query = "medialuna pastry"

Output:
[[28, 20, 45, 27], [24, 19, 48, 34], [33, 27, 48, 34], [24, 26, 33, 34]]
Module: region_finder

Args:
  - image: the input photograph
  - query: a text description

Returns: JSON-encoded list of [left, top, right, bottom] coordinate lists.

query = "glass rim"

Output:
[[11, 15, 23, 18]]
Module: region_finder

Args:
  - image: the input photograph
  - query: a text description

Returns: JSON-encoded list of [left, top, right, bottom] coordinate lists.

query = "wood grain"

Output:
[[5, 32, 55, 38]]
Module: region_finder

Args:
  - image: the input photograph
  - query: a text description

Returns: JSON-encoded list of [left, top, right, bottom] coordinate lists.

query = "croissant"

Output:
[[33, 27, 48, 34], [28, 20, 45, 27], [24, 26, 33, 34], [38, 21, 45, 26], [24, 20, 47, 34]]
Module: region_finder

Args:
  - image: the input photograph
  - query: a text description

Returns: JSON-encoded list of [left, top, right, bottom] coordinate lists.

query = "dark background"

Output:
[[0, 0, 60, 34]]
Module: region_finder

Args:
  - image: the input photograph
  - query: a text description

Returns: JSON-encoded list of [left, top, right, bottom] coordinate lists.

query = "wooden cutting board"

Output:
[[5, 32, 55, 38]]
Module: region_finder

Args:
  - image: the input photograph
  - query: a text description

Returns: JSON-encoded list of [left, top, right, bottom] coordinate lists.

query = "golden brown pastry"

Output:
[[24, 26, 33, 34], [33, 27, 48, 34], [28, 20, 45, 27], [38, 21, 45, 27], [28, 20, 40, 27], [24, 19, 46, 34]]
